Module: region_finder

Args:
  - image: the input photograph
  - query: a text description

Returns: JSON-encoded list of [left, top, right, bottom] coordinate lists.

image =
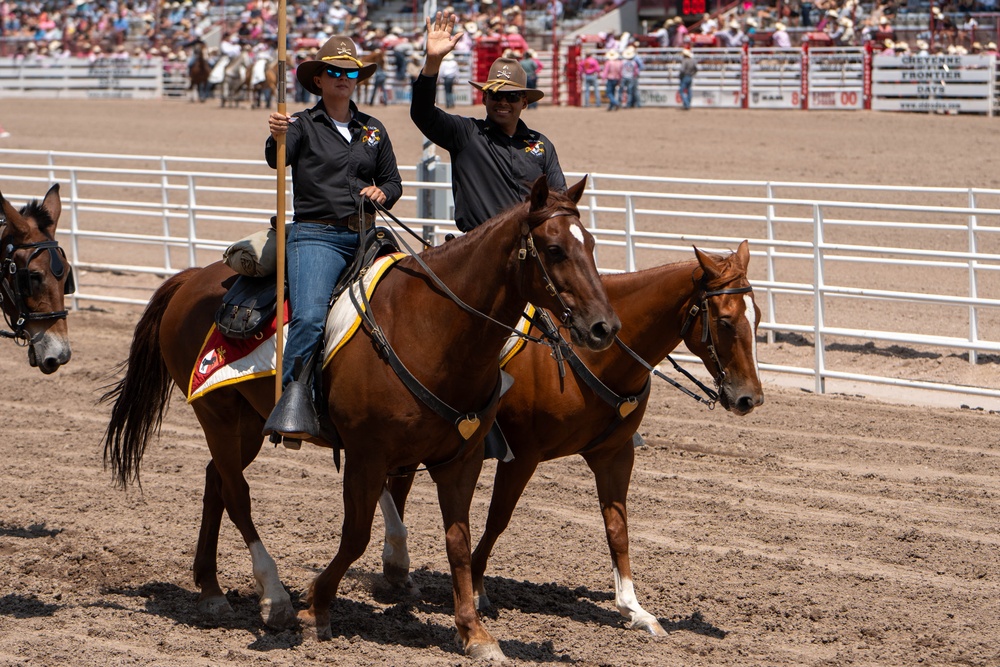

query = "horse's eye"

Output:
[[718, 317, 735, 330], [546, 245, 567, 261]]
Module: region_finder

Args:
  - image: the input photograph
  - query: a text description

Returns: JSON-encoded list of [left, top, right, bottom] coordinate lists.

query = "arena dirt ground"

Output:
[[2, 98, 1000, 666]]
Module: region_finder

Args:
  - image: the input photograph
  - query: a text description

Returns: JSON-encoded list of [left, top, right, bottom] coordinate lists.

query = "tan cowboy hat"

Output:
[[622, 45, 636, 59], [469, 56, 544, 103], [296, 35, 376, 95], [774, 21, 787, 31], [605, 49, 620, 60], [681, 47, 693, 57]]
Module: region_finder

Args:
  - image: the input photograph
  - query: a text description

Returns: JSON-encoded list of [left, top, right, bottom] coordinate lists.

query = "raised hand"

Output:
[[424, 11, 463, 60]]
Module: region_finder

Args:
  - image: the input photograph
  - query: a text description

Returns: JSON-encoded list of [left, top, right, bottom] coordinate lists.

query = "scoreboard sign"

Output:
[[871, 54, 995, 115]]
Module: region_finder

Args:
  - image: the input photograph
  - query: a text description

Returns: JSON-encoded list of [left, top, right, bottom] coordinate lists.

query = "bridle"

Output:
[[679, 282, 754, 393], [516, 209, 580, 329], [0, 223, 76, 345]]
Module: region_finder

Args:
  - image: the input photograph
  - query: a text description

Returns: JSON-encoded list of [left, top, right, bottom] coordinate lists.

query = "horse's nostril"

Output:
[[591, 321, 611, 340], [737, 396, 755, 413]]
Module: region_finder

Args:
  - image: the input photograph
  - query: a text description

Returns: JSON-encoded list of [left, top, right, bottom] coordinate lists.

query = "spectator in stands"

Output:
[[700, 13, 718, 34], [504, 25, 528, 54], [411, 12, 565, 233], [391, 29, 413, 82], [672, 18, 689, 47], [916, 39, 930, 55], [621, 45, 642, 108], [601, 48, 622, 111], [831, 17, 855, 46], [717, 20, 746, 47], [263, 34, 402, 440], [579, 50, 601, 107], [678, 47, 696, 110], [772, 21, 791, 47]]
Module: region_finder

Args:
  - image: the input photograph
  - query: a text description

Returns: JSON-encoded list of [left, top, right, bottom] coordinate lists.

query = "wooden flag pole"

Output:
[[274, 0, 289, 404]]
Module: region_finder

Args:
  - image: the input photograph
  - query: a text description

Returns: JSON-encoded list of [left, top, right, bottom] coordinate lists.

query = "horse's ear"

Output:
[[566, 175, 587, 204], [40, 183, 62, 230], [734, 240, 750, 272], [0, 189, 28, 236], [694, 245, 723, 281], [528, 175, 549, 213]]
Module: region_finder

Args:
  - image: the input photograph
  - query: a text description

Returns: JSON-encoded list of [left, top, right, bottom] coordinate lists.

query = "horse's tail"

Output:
[[100, 269, 194, 489]]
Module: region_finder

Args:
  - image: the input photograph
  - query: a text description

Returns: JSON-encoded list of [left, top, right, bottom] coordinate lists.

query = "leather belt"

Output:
[[296, 213, 374, 232]]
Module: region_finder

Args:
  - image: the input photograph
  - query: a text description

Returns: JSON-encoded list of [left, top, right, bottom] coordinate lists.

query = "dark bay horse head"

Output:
[[519, 175, 620, 351], [0, 184, 74, 373], [687, 240, 763, 415]]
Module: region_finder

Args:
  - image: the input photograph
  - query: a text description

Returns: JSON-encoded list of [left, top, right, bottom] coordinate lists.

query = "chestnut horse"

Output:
[[101, 177, 619, 660], [379, 241, 763, 634], [0, 184, 74, 373]]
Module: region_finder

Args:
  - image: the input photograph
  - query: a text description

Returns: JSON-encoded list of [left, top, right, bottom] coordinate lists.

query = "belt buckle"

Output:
[[347, 215, 360, 232]]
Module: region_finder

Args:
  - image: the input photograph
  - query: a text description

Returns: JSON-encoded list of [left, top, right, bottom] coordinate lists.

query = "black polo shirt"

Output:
[[265, 100, 402, 222], [410, 73, 566, 232]]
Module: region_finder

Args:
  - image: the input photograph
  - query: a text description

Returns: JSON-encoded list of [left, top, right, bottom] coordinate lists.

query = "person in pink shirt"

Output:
[[578, 51, 601, 107], [601, 49, 623, 111]]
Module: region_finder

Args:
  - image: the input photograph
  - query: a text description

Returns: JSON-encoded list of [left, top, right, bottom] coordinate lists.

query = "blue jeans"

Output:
[[623, 77, 640, 107], [680, 74, 693, 110], [283, 222, 359, 386], [605, 79, 620, 109], [443, 77, 455, 108], [582, 74, 598, 106]]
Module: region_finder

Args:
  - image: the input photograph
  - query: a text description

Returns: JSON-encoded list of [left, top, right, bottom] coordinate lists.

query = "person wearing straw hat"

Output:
[[678, 47, 697, 110], [410, 12, 566, 233], [262, 34, 403, 440]]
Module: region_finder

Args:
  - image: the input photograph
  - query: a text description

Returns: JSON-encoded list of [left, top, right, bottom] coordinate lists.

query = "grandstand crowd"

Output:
[[3, 0, 998, 61]]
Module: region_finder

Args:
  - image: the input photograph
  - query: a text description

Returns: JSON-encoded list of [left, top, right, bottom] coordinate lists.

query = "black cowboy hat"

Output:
[[296, 35, 377, 95], [470, 57, 544, 104]]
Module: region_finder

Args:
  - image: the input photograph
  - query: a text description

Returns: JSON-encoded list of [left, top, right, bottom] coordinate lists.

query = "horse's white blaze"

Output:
[[379, 488, 410, 572], [743, 294, 760, 376], [249, 540, 286, 603], [569, 222, 586, 246], [613, 566, 657, 627]]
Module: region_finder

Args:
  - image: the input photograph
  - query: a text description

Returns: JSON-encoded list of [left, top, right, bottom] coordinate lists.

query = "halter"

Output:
[[0, 222, 76, 345]]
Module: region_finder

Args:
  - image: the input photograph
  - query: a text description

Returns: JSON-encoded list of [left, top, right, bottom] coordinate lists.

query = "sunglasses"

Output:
[[324, 66, 360, 79], [487, 90, 525, 103]]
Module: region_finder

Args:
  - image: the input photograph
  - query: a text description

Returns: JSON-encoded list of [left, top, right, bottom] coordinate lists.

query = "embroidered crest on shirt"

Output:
[[524, 140, 545, 156], [361, 126, 381, 147]]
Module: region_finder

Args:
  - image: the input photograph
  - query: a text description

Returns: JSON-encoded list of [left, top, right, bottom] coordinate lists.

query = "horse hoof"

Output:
[[261, 598, 297, 630], [383, 566, 421, 596], [632, 617, 668, 637], [298, 609, 333, 641], [465, 640, 506, 662], [197, 595, 234, 624]]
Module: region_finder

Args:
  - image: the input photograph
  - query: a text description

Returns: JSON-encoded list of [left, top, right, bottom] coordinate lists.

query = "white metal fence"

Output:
[[3, 148, 999, 404]]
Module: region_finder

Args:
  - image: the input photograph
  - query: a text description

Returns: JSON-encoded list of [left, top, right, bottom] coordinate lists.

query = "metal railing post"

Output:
[[968, 188, 979, 365], [813, 203, 826, 395], [67, 170, 80, 311], [624, 192, 636, 272], [161, 156, 172, 272], [765, 181, 777, 345], [187, 173, 197, 268]]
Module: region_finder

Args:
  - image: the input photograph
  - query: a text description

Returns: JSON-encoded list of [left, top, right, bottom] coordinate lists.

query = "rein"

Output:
[[0, 220, 75, 345], [344, 200, 581, 475], [370, 200, 577, 344], [532, 280, 755, 453]]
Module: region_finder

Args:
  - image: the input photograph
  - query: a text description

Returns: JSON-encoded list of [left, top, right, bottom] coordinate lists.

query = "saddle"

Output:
[[215, 225, 400, 340]]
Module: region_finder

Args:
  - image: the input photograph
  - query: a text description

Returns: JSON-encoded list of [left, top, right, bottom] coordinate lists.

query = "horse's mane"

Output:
[[414, 187, 580, 264], [19, 199, 55, 234], [600, 249, 744, 290]]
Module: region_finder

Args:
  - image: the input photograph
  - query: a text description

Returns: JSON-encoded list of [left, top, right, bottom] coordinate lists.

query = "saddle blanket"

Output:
[[208, 56, 229, 85], [188, 253, 404, 402]]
